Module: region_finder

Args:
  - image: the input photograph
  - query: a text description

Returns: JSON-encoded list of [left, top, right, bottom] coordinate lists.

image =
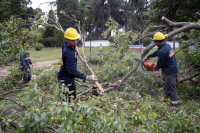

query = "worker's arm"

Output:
[[155, 51, 166, 69], [147, 50, 158, 59], [20, 54, 29, 70], [64, 52, 87, 79]]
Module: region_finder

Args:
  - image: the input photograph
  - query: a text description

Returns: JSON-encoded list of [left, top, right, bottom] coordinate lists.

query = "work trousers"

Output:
[[23, 69, 31, 86], [163, 74, 177, 105]]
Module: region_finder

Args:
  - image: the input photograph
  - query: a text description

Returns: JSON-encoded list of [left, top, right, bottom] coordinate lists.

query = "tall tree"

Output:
[[148, 0, 200, 24], [101, 0, 105, 40], [0, 0, 35, 21], [0, 0, 11, 20], [107, 0, 111, 39], [57, 0, 82, 31], [43, 10, 56, 38]]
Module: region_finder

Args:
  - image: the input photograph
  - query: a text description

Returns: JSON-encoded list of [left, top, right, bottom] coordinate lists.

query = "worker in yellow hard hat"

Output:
[[57, 27, 98, 103], [144, 32, 179, 107]]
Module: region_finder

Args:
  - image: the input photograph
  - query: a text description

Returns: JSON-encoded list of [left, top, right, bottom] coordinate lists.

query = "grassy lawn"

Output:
[[29, 47, 100, 63], [29, 46, 185, 63], [29, 48, 62, 63]]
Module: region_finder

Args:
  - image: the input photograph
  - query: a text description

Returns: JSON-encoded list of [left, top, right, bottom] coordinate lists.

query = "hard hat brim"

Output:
[[65, 34, 80, 40]]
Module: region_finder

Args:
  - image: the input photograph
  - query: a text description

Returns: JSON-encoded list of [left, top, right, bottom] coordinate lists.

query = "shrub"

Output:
[[40, 37, 57, 47], [108, 36, 114, 43], [34, 43, 44, 51], [142, 38, 152, 47], [88, 56, 101, 65]]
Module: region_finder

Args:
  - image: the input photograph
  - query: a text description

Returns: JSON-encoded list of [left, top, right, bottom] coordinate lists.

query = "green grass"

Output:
[[29, 48, 62, 63], [29, 47, 100, 63], [29, 47, 185, 63]]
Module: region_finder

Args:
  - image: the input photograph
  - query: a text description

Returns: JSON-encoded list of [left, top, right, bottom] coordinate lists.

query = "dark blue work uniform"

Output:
[[57, 42, 87, 102], [147, 42, 179, 105], [20, 52, 32, 86]]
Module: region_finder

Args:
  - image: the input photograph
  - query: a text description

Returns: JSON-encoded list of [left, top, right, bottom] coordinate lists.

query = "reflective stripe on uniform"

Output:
[[24, 83, 29, 85], [171, 101, 177, 104], [169, 52, 174, 57]]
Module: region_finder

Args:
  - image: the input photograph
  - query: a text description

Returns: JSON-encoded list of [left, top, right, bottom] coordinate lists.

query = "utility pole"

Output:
[[90, 24, 93, 53]]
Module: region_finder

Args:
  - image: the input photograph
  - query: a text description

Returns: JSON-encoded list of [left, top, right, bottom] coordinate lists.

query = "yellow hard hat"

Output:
[[152, 32, 165, 40], [64, 28, 80, 40]]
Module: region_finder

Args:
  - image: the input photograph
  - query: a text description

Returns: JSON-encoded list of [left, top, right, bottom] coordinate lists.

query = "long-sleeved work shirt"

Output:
[[20, 52, 32, 70], [57, 42, 87, 84], [147, 42, 179, 75]]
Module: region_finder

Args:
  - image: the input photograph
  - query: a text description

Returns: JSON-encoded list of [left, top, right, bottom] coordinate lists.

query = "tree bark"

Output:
[[107, 0, 111, 39], [101, 0, 105, 40], [95, 17, 98, 40]]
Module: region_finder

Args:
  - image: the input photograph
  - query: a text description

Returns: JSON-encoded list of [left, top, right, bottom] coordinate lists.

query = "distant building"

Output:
[[84, 40, 110, 47]]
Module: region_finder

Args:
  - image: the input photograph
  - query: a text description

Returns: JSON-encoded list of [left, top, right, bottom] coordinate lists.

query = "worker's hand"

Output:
[[86, 75, 98, 81], [143, 57, 148, 61], [27, 69, 30, 72], [31, 64, 34, 68]]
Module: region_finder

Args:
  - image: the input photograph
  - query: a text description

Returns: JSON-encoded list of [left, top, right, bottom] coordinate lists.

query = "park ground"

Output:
[[0, 47, 184, 77]]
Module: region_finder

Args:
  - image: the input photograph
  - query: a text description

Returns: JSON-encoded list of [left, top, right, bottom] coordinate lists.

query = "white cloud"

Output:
[[28, 0, 56, 13]]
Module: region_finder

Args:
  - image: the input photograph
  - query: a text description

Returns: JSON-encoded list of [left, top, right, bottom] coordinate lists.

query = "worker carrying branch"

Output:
[[57, 28, 98, 103], [144, 32, 179, 107]]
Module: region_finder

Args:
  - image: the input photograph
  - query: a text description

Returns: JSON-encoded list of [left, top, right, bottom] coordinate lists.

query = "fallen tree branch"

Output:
[[183, 64, 194, 76], [0, 89, 21, 97], [75, 81, 91, 88], [0, 97, 28, 108], [178, 73, 200, 84], [77, 87, 92, 98]]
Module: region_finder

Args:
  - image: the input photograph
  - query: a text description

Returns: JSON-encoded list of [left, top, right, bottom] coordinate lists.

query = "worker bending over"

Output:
[[144, 32, 179, 107]]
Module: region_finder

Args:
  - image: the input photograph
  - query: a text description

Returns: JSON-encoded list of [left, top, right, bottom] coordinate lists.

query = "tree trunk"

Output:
[[107, 0, 111, 39], [95, 18, 98, 40], [101, 0, 105, 40]]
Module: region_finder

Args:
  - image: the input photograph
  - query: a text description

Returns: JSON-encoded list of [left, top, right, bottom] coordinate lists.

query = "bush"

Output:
[[88, 56, 101, 65], [34, 43, 44, 51], [108, 36, 114, 43], [142, 38, 152, 47], [40, 37, 57, 47]]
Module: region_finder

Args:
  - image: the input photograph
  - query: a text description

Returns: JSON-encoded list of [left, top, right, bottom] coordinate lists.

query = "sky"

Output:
[[27, 0, 56, 13]]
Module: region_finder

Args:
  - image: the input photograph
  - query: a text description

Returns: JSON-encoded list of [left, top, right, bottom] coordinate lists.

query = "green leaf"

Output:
[[152, 112, 159, 118], [34, 83, 38, 88], [17, 91, 24, 97], [40, 71, 44, 75], [56, 128, 62, 133], [39, 97, 42, 103], [78, 116, 83, 121], [64, 106, 68, 114], [82, 103, 88, 108], [57, 106, 62, 114], [93, 106, 101, 111], [35, 89, 39, 95], [27, 93, 31, 100]]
